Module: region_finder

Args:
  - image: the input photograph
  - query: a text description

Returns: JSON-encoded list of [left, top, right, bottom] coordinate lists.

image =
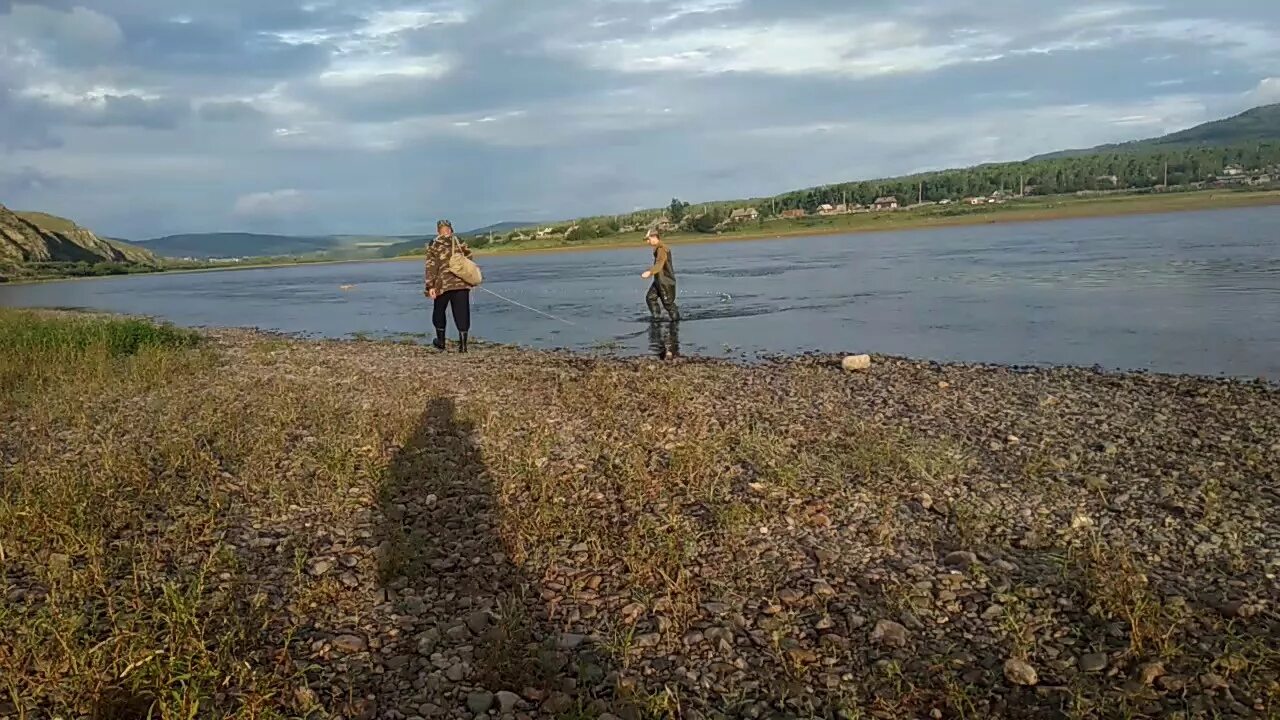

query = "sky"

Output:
[[1, 1, 1279, 239]]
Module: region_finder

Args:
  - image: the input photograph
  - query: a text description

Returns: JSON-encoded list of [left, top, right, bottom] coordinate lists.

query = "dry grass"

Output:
[[3, 309, 1278, 718]]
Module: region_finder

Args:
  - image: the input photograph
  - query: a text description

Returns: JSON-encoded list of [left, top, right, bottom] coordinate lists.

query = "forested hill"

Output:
[[1032, 104, 1280, 160], [754, 105, 1280, 215]]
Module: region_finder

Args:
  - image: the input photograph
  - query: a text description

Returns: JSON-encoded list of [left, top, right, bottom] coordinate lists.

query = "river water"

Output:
[[2, 207, 1278, 378]]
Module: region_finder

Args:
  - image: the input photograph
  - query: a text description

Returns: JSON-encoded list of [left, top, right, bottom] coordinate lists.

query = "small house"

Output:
[[781, 209, 807, 219], [729, 207, 760, 222], [872, 196, 899, 211], [817, 203, 836, 215]]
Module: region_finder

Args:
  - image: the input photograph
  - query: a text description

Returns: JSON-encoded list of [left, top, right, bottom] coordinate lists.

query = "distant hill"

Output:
[[134, 232, 446, 259], [134, 233, 342, 259], [461, 221, 538, 236], [1, 205, 157, 272], [1032, 103, 1280, 160]]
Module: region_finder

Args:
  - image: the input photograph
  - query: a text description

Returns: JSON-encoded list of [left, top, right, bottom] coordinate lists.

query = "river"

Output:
[[3, 207, 1278, 378]]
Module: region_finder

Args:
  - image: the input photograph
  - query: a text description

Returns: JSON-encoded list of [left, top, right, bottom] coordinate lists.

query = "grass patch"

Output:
[[0, 309, 197, 356]]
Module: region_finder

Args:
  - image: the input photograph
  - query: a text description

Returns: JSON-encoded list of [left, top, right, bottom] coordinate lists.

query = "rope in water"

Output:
[[477, 286, 578, 327]]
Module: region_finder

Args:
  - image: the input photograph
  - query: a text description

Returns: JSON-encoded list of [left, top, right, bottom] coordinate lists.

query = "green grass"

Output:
[[0, 309, 197, 357]]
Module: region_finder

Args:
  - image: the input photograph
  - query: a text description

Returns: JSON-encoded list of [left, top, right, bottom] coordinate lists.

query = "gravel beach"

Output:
[[2, 323, 1278, 719]]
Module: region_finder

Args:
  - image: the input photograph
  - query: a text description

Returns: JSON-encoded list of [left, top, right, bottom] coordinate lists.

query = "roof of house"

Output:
[[874, 196, 898, 203]]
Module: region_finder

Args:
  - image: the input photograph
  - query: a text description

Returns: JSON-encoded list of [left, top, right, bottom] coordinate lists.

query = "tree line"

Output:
[[454, 142, 1279, 247], [769, 143, 1280, 213]]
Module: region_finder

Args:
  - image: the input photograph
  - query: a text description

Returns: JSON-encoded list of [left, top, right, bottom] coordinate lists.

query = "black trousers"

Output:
[[432, 289, 471, 332], [645, 280, 679, 321]]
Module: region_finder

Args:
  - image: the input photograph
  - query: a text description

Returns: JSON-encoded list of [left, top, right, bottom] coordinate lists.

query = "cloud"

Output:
[[0, 165, 64, 195], [197, 99, 263, 122], [233, 189, 311, 219], [1248, 77, 1280, 106], [2, 4, 124, 64], [1, 0, 1278, 238]]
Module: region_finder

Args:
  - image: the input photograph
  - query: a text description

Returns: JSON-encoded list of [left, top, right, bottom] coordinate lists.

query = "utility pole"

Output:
[[918, 180, 923, 205], [1020, 174, 1025, 196], [1164, 161, 1169, 187]]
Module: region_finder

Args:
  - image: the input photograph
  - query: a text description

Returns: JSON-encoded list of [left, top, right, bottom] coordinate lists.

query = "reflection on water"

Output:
[[648, 321, 680, 360], [2, 206, 1278, 378]]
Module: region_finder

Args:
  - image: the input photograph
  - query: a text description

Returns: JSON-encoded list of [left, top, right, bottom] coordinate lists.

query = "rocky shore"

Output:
[[2, 323, 1278, 719]]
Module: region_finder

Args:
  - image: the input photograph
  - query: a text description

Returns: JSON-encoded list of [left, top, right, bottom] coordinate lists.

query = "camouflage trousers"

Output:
[[645, 280, 679, 321]]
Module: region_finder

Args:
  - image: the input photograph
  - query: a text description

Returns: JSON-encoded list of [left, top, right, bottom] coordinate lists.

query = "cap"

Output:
[[646, 227, 660, 238], [437, 219, 453, 230]]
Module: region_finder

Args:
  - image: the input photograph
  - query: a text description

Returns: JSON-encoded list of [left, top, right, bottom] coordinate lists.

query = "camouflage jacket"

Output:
[[424, 235, 474, 294]]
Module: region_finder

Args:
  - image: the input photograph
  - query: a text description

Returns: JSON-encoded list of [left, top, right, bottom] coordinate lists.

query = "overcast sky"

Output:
[[1, 1, 1278, 238]]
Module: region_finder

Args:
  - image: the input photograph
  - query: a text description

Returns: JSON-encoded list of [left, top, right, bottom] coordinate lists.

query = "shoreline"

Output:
[[4, 312, 1278, 718], [4, 189, 1279, 285]]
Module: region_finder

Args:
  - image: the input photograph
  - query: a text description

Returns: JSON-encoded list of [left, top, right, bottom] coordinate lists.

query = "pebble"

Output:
[[332, 634, 367, 653], [1136, 662, 1165, 686], [467, 692, 495, 714], [942, 550, 978, 570], [1004, 658, 1039, 686], [841, 354, 871, 372], [812, 579, 836, 598], [871, 620, 908, 648], [496, 691, 521, 713], [308, 558, 334, 577], [1078, 653, 1108, 673], [557, 633, 586, 650]]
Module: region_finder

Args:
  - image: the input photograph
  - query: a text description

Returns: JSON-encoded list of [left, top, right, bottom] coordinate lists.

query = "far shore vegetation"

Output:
[[5, 187, 1279, 284]]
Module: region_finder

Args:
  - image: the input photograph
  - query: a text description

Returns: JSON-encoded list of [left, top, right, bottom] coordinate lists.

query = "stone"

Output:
[[841, 354, 872, 372], [620, 602, 646, 623], [1079, 653, 1108, 673], [778, 588, 804, 605], [871, 620, 908, 648], [496, 691, 521, 713], [1004, 658, 1038, 686], [943, 551, 977, 570], [786, 647, 818, 664], [1136, 662, 1165, 686], [812, 579, 836, 598], [466, 610, 491, 635], [542, 694, 574, 713], [332, 634, 367, 653], [1200, 673, 1229, 691], [557, 633, 586, 650], [467, 691, 495, 714], [417, 629, 441, 656], [633, 633, 661, 648], [446, 662, 467, 682], [308, 558, 334, 577], [981, 604, 1005, 621]]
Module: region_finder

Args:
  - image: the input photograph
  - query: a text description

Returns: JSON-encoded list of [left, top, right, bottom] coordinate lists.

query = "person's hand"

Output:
[[641, 271, 652, 279], [428, 288, 439, 300]]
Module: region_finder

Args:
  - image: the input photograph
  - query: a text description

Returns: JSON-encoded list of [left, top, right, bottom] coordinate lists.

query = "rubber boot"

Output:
[[458, 332, 468, 353], [432, 327, 447, 351]]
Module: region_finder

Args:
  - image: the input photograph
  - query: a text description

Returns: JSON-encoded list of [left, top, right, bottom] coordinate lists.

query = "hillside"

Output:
[[1, 204, 158, 272], [1031, 103, 1280, 160], [135, 232, 440, 259], [134, 232, 342, 259], [462, 220, 538, 236]]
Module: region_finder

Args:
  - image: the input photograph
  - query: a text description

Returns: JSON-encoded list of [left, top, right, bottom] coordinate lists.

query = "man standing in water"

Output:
[[641, 228, 679, 322]]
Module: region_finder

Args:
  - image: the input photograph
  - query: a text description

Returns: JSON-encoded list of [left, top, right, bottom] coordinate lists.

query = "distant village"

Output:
[[496, 162, 1277, 245]]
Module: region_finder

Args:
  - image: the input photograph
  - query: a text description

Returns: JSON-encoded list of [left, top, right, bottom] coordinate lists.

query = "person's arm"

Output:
[[425, 240, 443, 294], [459, 241, 472, 257], [646, 245, 669, 276]]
